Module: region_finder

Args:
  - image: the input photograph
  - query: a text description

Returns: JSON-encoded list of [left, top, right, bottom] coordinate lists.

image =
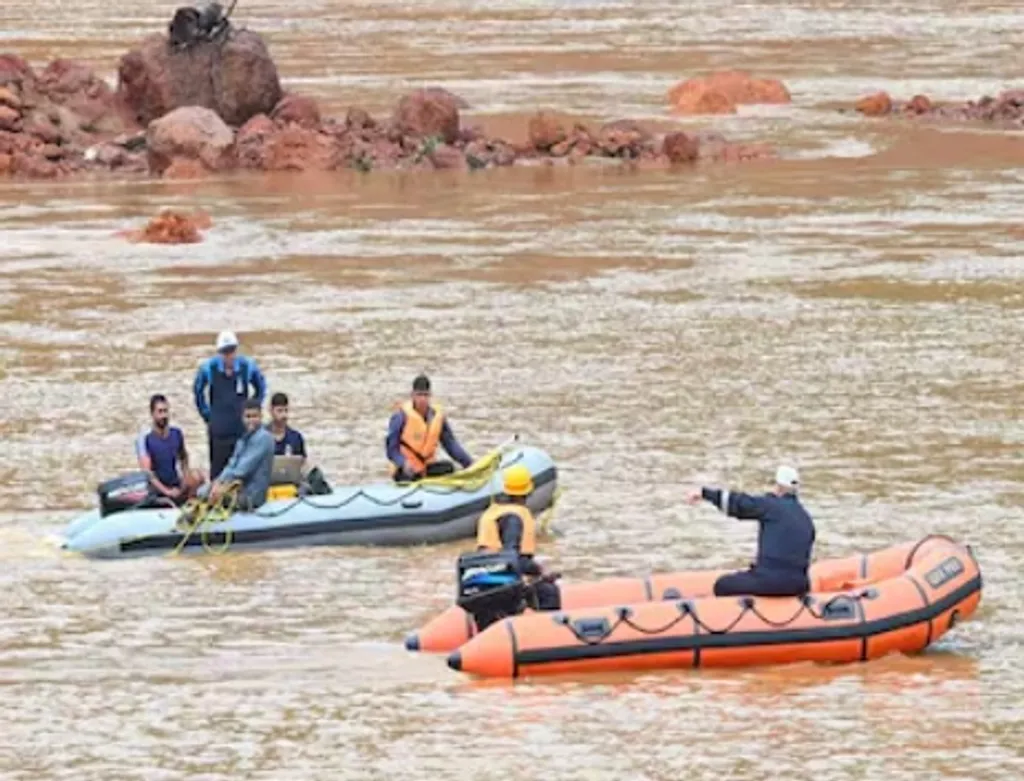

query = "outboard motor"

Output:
[[97, 472, 152, 517], [456, 550, 528, 631]]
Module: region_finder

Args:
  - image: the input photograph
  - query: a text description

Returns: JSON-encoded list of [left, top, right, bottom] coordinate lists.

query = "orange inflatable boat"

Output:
[[444, 535, 981, 678], [406, 535, 973, 654]]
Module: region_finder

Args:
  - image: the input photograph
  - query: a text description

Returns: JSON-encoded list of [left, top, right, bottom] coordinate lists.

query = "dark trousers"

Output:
[[393, 460, 455, 483], [713, 568, 809, 598], [209, 434, 239, 480]]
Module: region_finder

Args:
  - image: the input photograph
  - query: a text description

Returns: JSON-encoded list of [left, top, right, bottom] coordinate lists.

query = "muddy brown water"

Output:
[[1, 1, 1023, 779]]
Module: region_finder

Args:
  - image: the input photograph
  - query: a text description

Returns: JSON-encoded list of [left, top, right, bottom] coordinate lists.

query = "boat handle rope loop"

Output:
[[553, 591, 878, 647]]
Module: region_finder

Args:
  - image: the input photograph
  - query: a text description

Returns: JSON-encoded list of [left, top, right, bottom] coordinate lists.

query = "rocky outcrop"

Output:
[[117, 30, 282, 127], [669, 70, 791, 115], [0, 35, 776, 180], [852, 89, 1024, 125]]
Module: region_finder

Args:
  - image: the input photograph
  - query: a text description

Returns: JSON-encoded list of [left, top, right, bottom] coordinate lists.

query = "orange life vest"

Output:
[[476, 502, 536, 555], [393, 400, 444, 475]]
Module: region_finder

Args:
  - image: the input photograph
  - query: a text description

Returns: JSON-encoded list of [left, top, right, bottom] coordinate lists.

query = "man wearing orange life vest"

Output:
[[386, 374, 474, 482], [475, 464, 560, 610]]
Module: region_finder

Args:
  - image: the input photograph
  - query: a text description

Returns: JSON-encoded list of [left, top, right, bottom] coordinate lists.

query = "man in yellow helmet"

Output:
[[475, 463, 559, 609]]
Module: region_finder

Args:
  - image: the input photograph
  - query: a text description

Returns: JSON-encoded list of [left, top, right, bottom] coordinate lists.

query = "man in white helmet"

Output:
[[685, 465, 816, 597], [193, 330, 267, 480]]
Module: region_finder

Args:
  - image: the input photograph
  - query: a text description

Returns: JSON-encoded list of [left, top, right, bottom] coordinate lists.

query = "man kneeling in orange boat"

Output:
[[686, 465, 816, 598], [475, 463, 560, 611]]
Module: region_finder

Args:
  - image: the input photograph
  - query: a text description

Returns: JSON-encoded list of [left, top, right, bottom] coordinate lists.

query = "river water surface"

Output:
[[1, 1, 1022, 779]]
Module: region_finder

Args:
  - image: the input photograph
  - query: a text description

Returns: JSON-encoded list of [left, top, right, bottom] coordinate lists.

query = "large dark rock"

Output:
[[117, 30, 282, 127]]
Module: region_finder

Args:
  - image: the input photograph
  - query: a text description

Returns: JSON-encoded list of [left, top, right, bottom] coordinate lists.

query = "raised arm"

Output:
[[699, 487, 769, 520]]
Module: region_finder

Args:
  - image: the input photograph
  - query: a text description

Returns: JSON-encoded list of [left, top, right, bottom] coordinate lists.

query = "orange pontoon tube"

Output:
[[446, 535, 982, 678], [405, 535, 965, 654]]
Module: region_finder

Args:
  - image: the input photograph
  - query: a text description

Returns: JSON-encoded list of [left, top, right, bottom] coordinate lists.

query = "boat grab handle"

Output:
[[401, 498, 423, 509]]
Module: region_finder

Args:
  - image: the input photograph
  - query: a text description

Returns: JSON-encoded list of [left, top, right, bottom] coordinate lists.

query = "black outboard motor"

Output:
[[97, 472, 152, 517], [456, 550, 528, 631]]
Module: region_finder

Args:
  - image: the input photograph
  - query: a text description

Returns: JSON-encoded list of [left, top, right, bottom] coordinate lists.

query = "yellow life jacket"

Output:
[[476, 502, 536, 555]]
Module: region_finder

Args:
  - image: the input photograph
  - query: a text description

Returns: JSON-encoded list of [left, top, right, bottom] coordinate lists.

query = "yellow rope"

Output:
[[170, 481, 240, 557]]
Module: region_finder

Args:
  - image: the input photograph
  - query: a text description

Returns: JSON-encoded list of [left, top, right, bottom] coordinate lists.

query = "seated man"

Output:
[[200, 399, 275, 511], [135, 394, 202, 505], [475, 464, 559, 610], [386, 374, 473, 482], [685, 465, 816, 597], [268, 392, 307, 463]]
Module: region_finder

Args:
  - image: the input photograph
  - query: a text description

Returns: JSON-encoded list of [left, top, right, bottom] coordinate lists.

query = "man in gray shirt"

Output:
[[201, 399, 275, 510]]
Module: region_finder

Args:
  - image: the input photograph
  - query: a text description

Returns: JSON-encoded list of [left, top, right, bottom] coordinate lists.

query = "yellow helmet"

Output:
[[502, 464, 534, 497]]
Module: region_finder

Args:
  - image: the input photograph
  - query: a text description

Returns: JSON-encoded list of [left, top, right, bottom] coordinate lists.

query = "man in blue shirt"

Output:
[[686, 465, 816, 597], [268, 392, 307, 464], [193, 330, 267, 480], [135, 394, 202, 505], [201, 399, 276, 511]]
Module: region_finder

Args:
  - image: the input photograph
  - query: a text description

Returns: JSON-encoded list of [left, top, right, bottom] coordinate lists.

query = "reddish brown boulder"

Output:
[[123, 210, 206, 243], [596, 120, 650, 157], [36, 59, 131, 134], [260, 126, 339, 171], [0, 87, 21, 111], [427, 143, 467, 170], [670, 87, 736, 115], [669, 70, 790, 114], [420, 87, 470, 110], [855, 92, 892, 116], [235, 114, 276, 168], [117, 31, 282, 127], [392, 89, 460, 144], [0, 105, 21, 132], [663, 131, 699, 163], [905, 95, 933, 115], [345, 107, 375, 132], [0, 152, 11, 174], [271, 94, 321, 129], [11, 151, 59, 178], [0, 55, 35, 97], [146, 106, 235, 175], [527, 111, 567, 151]]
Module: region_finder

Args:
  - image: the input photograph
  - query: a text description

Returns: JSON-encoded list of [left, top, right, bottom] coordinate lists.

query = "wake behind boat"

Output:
[[59, 445, 558, 559]]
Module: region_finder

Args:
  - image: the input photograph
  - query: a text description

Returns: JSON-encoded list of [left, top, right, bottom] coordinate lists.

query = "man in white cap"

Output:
[[193, 330, 267, 480], [685, 465, 816, 597]]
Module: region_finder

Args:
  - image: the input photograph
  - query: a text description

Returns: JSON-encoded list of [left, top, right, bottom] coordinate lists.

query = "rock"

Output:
[[11, 151, 59, 178], [662, 131, 699, 163], [271, 93, 321, 129], [855, 92, 893, 116], [0, 55, 35, 93], [420, 87, 470, 110], [670, 87, 736, 115], [669, 70, 790, 114], [0, 87, 21, 110], [127, 210, 205, 243], [146, 106, 235, 174], [0, 152, 11, 174], [0, 105, 21, 132], [40, 144, 63, 160], [36, 59, 131, 134], [163, 158, 209, 179], [117, 30, 282, 127], [392, 89, 460, 144], [345, 107, 375, 131], [235, 113, 276, 168], [259, 126, 338, 171], [527, 111, 567, 151], [596, 120, 650, 157], [905, 95, 932, 115], [22, 112, 63, 144], [428, 143, 467, 170]]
